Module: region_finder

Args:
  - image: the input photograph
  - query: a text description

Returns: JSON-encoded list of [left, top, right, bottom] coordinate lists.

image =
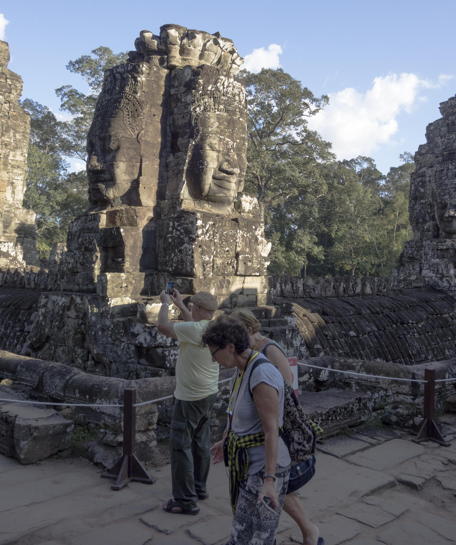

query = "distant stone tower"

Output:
[[0, 40, 37, 267], [396, 95, 456, 292]]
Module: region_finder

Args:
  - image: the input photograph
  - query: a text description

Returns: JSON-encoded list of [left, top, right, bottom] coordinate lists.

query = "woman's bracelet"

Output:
[[263, 473, 277, 482]]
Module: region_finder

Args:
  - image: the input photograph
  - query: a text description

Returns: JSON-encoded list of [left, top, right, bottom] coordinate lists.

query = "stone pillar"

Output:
[[0, 41, 37, 267]]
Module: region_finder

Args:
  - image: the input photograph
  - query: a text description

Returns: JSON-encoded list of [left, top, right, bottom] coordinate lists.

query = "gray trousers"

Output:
[[170, 394, 217, 506]]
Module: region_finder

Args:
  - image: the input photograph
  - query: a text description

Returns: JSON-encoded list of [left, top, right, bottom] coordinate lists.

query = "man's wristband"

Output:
[[263, 473, 277, 482]]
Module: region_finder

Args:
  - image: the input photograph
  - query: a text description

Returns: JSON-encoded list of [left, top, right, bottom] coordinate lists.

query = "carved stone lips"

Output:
[[212, 165, 239, 187]]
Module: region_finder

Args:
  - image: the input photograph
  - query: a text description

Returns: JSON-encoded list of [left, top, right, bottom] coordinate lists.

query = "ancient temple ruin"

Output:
[[0, 41, 37, 268], [1, 28, 456, 466], [0, 25, 271, 380]]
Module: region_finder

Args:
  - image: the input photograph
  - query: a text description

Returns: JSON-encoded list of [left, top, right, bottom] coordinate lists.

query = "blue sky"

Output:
[[1, 0, 455, 174]]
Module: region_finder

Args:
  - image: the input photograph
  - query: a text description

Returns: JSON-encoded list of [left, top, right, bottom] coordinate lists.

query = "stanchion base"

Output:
[[415, 417, 451, 447], [102, 454, 156, 490]]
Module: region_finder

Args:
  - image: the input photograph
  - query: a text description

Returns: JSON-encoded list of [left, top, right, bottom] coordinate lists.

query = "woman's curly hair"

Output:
[[202, 315, 250, 354]]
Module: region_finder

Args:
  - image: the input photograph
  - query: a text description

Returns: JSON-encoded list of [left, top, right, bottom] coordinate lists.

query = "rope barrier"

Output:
[[133, 377, 233, 407], [297, 361, 428, 384], [0, 377, 235, 408], [0, 366, 453, 409]]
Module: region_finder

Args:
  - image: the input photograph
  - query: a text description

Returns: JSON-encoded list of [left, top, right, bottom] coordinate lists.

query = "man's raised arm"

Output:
[[157, 291, 178, 339]]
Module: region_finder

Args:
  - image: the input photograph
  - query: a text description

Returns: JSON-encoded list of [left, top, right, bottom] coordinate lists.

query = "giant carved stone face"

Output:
[[186, 111, 246, 205], [86, 68, 145, 210], [165, 63, 247, 209], [435, 199, 456, 238], [87, 128, 142, 209], [432, 161, 456, 239]]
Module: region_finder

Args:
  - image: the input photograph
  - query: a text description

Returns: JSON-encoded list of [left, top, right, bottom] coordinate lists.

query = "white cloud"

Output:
[[68, 158, 86, 173], [309, 73, 453, 159], [244, 44, 282, 73], [0, 13, 8, 40]]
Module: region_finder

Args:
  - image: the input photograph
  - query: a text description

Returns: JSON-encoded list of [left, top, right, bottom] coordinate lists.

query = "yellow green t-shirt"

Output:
[[173, 320, 219, 401]]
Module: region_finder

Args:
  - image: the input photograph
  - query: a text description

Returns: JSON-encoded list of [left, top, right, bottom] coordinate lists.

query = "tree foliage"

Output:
[[22, 99, 87, 256], [56, 47, 128, 161], [240, 69, 334, 275], [241, 69, 413, 277]]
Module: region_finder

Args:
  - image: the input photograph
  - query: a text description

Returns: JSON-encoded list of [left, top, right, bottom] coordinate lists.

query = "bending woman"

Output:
[[231, 308, 322, 545], [203, 316, 290, 545]]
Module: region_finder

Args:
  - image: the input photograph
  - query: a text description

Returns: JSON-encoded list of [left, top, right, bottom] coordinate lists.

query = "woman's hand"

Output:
[[258, 478, 279, 510], [210, 440, 224, 464]]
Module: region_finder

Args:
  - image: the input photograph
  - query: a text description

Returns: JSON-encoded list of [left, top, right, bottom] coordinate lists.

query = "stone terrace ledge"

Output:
[[1, 419, 456, 545], [0, 350, 175, 467]]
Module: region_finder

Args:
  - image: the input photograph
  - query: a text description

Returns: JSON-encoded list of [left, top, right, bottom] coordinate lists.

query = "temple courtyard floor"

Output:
[[1, 418, 456, 545]]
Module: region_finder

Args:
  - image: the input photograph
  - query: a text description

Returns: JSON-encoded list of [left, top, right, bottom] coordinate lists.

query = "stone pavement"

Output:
[[1, 418, 456, 545]]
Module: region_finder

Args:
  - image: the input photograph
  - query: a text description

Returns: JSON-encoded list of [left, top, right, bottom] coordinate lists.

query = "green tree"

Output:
[[376, 153, 414, 273], [310, 153, 413, 277], [56, 46, 128, 160], [240, 68, 334, 275], [22, 99, 87, 257], [239, 69, 412, 277], [311, 158, 385, 276]]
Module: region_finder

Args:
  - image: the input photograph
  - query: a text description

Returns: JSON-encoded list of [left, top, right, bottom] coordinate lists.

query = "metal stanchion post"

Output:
[[415, 368, 450, 446], [102, 388, 156, 490]]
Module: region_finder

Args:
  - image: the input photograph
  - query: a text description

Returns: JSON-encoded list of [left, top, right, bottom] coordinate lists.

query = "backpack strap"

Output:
[[262, 340, 287, 359], [248, 356, 271, 397]]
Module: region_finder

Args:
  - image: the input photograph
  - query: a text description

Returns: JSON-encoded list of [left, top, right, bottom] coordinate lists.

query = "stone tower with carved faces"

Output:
[[0, 41, 37, 267], [395, 95, 456, 292], [61, 25, 270, 306]]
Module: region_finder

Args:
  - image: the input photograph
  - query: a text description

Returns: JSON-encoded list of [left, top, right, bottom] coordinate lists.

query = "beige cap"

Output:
[[190, 291, 218, 312]]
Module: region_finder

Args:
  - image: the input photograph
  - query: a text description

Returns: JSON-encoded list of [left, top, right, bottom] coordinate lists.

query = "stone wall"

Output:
[[0, 41, 37, 268], [269, 275, 393, 299], [0, 288, 175, 378], [2, 281, 456, 375]]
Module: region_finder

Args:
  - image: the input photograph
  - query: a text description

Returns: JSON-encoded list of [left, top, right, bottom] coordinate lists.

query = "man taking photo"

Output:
[[158, 288, 219, 515]]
